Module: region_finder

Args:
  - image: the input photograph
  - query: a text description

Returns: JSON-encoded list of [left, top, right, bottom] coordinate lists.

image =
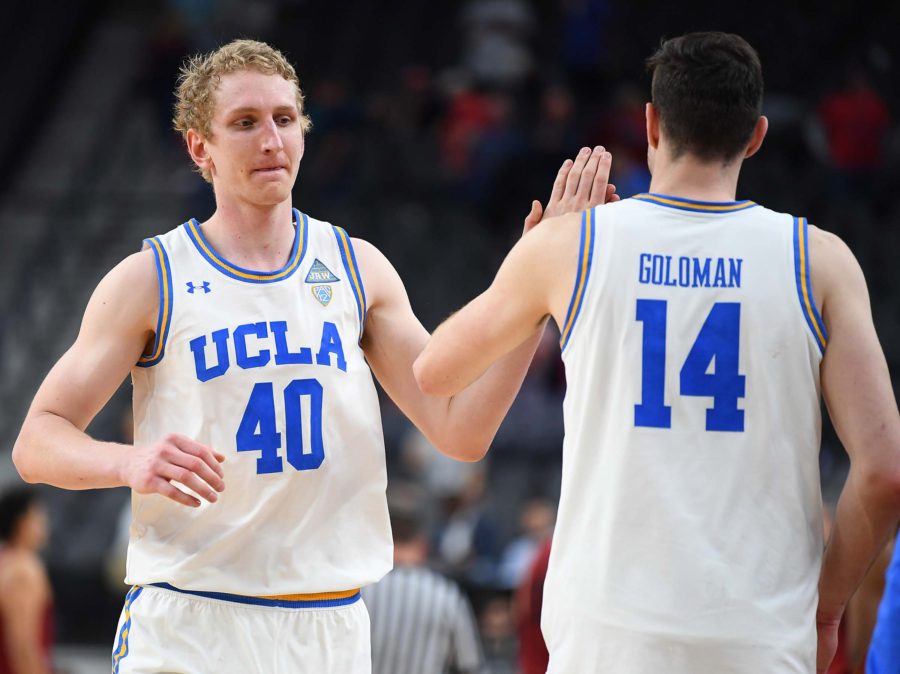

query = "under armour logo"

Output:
[[186, 281, 211, 294]]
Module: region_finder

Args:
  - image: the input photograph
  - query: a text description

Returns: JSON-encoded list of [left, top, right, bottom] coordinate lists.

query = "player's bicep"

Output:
[[354, 239, 437, 415], [27, 252, 157, 430], [817, 234, 900, 464], [462, 237, 554, 357], [455, 210, 582, 357]]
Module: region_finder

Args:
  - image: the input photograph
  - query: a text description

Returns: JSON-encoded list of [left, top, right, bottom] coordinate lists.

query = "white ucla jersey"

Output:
[[127, 209, 392, 596], [546, 194, 827, 672]]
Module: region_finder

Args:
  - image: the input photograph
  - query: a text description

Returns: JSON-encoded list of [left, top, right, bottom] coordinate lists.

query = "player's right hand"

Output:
[[523, 145, 620, 234], [120, 434, 226, 507]]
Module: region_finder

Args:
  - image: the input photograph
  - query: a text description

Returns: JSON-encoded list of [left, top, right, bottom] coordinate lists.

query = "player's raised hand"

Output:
[[120, 433, 226, 507], [523, 145, 620, 234]]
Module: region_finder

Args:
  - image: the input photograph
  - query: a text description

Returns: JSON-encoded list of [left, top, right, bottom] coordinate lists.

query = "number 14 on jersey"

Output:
[[634, 299, 746, 432]]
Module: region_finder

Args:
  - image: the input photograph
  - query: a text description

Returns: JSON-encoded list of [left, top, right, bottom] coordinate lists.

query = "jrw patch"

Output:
[[305, 259, 340, 283], [312, 285, 333, 306]]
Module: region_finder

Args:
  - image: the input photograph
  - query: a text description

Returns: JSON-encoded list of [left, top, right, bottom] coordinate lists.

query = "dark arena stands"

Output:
[[0, 1, 898, 671]]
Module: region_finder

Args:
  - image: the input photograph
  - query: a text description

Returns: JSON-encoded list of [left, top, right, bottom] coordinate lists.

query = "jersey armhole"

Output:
[[136, 237, 174, 367], [332, 226, 367, 342], [792, 216, 828, 355], [559, 208, 596, 352]]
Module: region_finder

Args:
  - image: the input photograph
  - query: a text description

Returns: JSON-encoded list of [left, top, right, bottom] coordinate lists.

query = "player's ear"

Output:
[[186, 129, 214, 175], [743, 116, 768, 159], [645, 103, 660, 150]]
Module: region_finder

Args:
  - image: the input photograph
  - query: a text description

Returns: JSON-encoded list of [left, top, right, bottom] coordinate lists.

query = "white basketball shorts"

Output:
[[111, 583, 371, 673]]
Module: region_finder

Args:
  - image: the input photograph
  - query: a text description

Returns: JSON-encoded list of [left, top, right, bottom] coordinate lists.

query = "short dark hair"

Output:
[[0, 485, 39, 542], [646, 32, 764, 162]]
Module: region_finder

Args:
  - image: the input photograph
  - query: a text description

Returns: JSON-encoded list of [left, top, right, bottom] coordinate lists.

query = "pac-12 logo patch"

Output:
[[312, 285, 333, 306], [305, 259, 340, 284], [186, 281, 211, 294]]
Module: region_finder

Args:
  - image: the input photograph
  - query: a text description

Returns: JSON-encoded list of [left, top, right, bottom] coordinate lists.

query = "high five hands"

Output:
[[524, 145, 619, 234]]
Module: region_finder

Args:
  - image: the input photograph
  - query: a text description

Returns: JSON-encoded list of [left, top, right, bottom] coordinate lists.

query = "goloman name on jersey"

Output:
[[638, 253, 743, 289]]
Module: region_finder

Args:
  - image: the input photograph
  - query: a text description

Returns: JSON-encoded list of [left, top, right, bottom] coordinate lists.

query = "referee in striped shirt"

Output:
[[363, 484, 485, 674]]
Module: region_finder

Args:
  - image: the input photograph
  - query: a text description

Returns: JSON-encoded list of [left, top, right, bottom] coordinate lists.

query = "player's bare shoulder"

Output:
[[807, 224, 868, 316], [79, 247, 160, 348], [345, 236, 399, 312], [522, 209, 589, 324]]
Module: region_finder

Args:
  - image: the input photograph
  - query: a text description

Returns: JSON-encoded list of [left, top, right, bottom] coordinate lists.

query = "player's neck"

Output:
[[648, 153, 742, 203], [200, 199, 297, 271]]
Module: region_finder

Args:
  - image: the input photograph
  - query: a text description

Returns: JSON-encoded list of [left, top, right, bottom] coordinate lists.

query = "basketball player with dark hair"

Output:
[[416, 32, 900, 673]]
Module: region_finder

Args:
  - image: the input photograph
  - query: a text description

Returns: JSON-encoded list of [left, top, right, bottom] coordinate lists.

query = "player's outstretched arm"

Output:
[[363, 147, 615, 461], [12, 251, 225, 507], [812, 227, 900, 672], [356, 238, 548, 463], [413, 211, 579, 399]]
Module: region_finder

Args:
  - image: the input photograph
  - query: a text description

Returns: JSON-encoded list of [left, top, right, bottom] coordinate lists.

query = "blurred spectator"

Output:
[[363, 484, 484, 674], [816, 68, 890, 196], [515, 537, 551, 674], [560, 0, 614, 93], [607, 143, 651, 198], [0, 485, 52, 674], [303, 76, 363, 196], [460, 0, 535, 89], [479, 595, 517, 674], [588, 84, 651, 197], [375, 65, 442, 140], [497, 498, 554, 589], [398, 427, 481, 506], [140, 11, 191, 141], [440, 84, 498, 177], [434, 467, 501, 586], [589, 84, 647, 158], [165, 0, 217, 51], [533, 84, 579, 159], [468, 92, 528, 205]]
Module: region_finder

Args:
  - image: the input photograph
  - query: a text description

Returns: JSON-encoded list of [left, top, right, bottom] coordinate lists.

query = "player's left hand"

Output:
[[523, 145, 620, 234]]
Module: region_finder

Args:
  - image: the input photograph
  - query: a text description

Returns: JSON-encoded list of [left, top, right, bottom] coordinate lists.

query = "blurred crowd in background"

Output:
[[0, 0, 898, 671]]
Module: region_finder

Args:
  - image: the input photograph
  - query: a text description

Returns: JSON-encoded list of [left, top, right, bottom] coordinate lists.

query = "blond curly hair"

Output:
[[173, 39, 312, 182]]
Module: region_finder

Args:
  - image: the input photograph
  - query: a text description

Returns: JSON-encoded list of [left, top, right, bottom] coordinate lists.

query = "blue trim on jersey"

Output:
[[560, 208, 596, 352], [802, 219, 828, 346], [150, 583, 362, 609], [633, 193, 757, 213], [792, 216, 828, 354], [112, 586, 143, 673], [183, 209, 308, 283], [867, 540, 900, 673], [137, 238, 173, 368], [333, 226, 367, 341]]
